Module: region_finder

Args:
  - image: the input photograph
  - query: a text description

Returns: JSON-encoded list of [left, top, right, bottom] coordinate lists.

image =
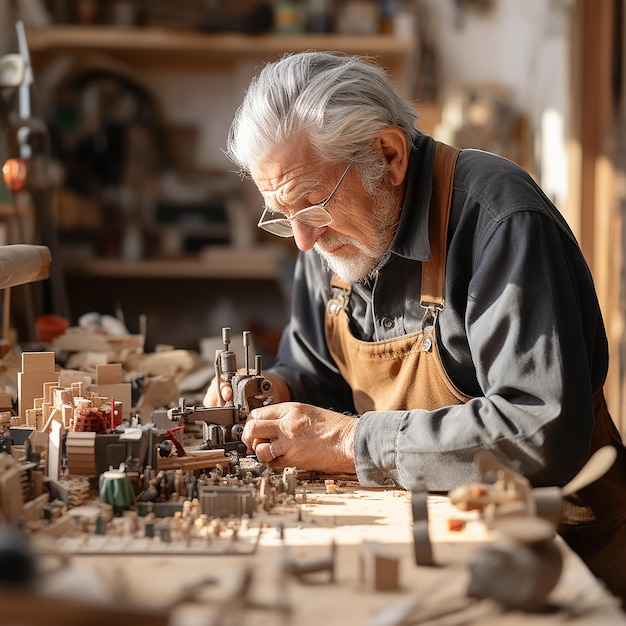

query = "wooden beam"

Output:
[[570, 0, 626, 433]]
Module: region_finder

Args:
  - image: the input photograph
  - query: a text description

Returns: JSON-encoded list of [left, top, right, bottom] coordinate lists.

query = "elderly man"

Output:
[[204, 51, 626, 601]]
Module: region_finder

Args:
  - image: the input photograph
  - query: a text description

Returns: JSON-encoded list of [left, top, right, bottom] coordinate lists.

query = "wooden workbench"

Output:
[[21, 484, 625, 626]]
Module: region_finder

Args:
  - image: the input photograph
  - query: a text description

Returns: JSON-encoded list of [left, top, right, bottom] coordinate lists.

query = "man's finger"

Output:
[[219, 382, 233, 403], [251, 437, 270, 450], [256, 441, 280, 465], [243, 418, 279, 443]]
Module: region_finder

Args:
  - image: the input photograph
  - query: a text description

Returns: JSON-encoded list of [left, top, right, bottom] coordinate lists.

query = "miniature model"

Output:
[[99, 469, 135, 516], [73, 397, 111, 434], [449, 445, 617, 528], [168, 328, 273, 454]]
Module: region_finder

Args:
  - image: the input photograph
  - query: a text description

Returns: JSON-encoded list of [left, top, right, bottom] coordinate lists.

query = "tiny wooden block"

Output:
[[25, 408, 37, 428], [53, 387, 73, 407], [22, 351, 55, 373], [43, 381, 59, 404], [42, 402, 52, 422], [18, 352, 59, 422], [359, 541, 400, 591], [66, 431, 97, 476], [48, 420, 63, 482], [96, 363, 123, 385], [447, 518, 466, 532], [61, 404, 73, 428]]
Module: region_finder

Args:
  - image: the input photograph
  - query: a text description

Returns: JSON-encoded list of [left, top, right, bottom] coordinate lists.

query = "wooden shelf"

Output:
[[61, 246, 291, 280], [26, 25, 414, 347], [25, 26, 415, 74]]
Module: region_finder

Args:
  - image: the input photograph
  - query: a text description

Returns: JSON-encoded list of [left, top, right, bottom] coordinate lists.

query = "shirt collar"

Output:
[[388, 132, 435, 262]]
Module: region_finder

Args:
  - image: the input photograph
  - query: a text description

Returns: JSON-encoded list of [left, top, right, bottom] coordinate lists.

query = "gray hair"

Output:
[[226, 51, 419, 189]]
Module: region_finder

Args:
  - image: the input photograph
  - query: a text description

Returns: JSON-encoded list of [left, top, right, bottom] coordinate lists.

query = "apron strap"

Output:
[[330, 141, 461, 314], [420, 142, 461, 311], [330, 275, 351, 291], [328, 274, 352, 316]]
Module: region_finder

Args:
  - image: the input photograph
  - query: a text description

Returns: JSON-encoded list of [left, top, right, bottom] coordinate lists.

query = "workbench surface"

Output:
[[23, 483, 625, 626]]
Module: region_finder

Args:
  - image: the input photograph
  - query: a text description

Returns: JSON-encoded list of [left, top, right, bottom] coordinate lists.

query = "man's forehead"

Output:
[[252, 159, 324, 200], [250, 135, 318, 187]]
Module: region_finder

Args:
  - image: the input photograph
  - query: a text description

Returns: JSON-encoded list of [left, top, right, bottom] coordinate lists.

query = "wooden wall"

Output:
[[570, 0, 626, 435]]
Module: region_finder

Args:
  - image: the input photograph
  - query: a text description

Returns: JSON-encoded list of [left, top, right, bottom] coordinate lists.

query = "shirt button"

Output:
[[382, 317, 395, 329]]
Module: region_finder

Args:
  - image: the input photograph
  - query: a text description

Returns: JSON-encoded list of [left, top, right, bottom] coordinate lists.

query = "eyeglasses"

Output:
[[257, 161, 353, 237]]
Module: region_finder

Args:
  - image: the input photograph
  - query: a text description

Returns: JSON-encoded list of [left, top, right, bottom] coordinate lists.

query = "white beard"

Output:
[[315, 235, 380, 283], [314, 186, 400, 283]]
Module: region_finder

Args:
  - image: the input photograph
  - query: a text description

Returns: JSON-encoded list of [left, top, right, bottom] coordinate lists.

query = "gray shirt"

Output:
[[270, 133, 609, 491]]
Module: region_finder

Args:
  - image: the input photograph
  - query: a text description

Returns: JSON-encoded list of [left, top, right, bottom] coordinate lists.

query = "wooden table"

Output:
[[16, 484, 626, 626]]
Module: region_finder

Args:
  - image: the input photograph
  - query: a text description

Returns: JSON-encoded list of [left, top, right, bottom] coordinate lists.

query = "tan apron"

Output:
[[325, 141, 626, 605], [325, 142, 471, 413]]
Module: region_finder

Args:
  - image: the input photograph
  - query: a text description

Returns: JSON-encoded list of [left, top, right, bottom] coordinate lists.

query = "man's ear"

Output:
[[375, 126, 410, 186]]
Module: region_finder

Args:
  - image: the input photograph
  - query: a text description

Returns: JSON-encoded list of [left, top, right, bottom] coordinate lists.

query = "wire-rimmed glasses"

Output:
[[257, 161, 353, 237]]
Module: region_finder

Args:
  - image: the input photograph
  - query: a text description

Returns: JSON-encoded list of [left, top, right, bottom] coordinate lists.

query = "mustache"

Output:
[[315, 231, 372, 256]]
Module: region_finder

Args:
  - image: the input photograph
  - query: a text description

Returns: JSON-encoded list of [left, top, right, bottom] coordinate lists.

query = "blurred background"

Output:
[[1, 0, 625, 428]]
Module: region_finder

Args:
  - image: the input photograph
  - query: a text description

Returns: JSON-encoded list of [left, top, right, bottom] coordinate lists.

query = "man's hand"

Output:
[[243, 402, 357, 474], [202, 376, 232, 406]]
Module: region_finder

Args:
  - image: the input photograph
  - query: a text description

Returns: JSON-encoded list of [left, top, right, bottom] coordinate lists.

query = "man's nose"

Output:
[[292, 220, 324, 251]]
